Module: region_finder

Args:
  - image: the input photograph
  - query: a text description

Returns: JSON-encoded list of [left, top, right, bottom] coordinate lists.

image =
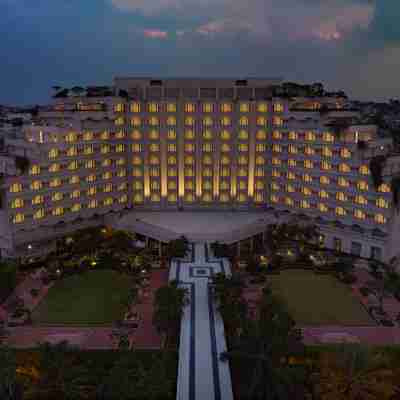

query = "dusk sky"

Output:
[[1, 0, 398, 105]]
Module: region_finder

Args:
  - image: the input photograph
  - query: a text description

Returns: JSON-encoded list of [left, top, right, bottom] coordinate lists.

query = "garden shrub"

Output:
[[0, 261, 17, 302]]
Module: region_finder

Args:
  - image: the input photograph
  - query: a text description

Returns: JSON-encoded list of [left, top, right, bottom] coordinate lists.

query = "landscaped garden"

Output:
[[267, 269, 374, 326], [32, 270, 132, 326]]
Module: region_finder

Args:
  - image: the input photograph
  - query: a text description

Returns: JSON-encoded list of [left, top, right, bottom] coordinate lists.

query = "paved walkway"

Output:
[[170, 243, 233, 400]]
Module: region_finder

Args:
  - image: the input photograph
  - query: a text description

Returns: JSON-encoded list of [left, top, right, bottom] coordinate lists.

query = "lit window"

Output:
[[185, 129, 195, 140], [255, 192, 264, 203], [221, 103, 232, 113], [133, 194, 143, 203], [239, 116, 248, 127], [185, 116, 195, 127], [114, 103, 124, 112], [131, 144, 142, 153], [148, 103, 159, 113], [167, 103, 176, 113], [131, 117, 141, 127], [255, 181, 264, 189], [202, 192, 212, 202], [273, 103, 283, 112], [256, 143, 266, 152], [257, 102, 268, 112], [319, 190, 329, 199], [221, 116, 231, 127], [359, 165, 370, 175], [168, 193, 177, 202], [323, 131, 334, 142], [100, 144, 109, 154], [131, 130, 142, 140], [103, 171, 112, 179], [238, 168, 248, 177], [168, 181, 177, 190], [376, 198, 389, 208], [119, 195, 128, 203], [117, 169, 127, 177], [52, 207, 64, 216], [300, 200, 310, 209], [133, 181, 143, 190], [304, 146, 315, 156], [203, 130, 213, 140], [149, 116, 159, 126], [30, 180, 42, 190], [273, 116, 283, 127], [322, 147, 332, 157], [272, 144, 281, 153], [375, 214, 386, 224], [87, 186, 97, 196], [103, 183, 113, 193], [83, 131, 94, 141], [168, 129, 177, 140], [150, 143, 160, 152], [257, 116, 267, 127], [203, 155, 212, 165], [167, 116, 177, 126], [204, 180, 213, 190], [185, 143, 195, 153], [32, 195, 44, 205], [185, 193, 194, 202], [67, 146, 77, 157], [130, 102, 140, 113], [115, 130, 126, 140], [304, 160, 313, 169], [70, 190, 80, 199], [103, 197, 113, 206], [150, 167, 159, 177], [132, 168, 142, 177], [305, 131, 316, 141], [357, 181, 369, 191], [101, 131, 110, 140], [320, 176, 330, 185], [220, 130, 231, 140], [335, 206, 346, 216], [87, 176, 97, 185], [354, 209, 366, 219], [355, 195, 367, 205], [301, 187, 312, 196], [221, 193, 230, 202], [272, 157, 281, 166], [270, 195, 278, 203], [33, 208, 45, 219], [186, 180, 194, 190], [49, 148, 58, 159], [285, 197, 294, 206], [149, 130, 159, 140], [337, 177, 349, 187], [271, 182, 280, 191], [339, 163, 351, 173], [256, 130, 267, 140], [288, 144, 297, 154], [11, 198, 24, 209], [71, 203, 82, 212], [341, 148, 351, 158], [84, 145, 93, 155], [321, 161, 331, 170], [238, 130, 248, 140], [255, 167, 265, 177], [132, 156, 142, 166], [151, 193, 160, 203], [240, 103, 249, 113], [167, 155, 177, 165], [13, 213, 24, 224], [378, 183, 390, 193], [186, 167, 195, 177], [70, 175, 79, 184], [184, 155, 194, 165], [238, 155, 248, 165], [221, 155, 230, 165], [336, 192, 347, 202], [221, 143, 230, 152], [238, 143, 248, 152], [85, 160, 96, 169], [10, 183, 22, 193], [52, 192, 63, 202], [220, 167, 230, 177], [286, 184, 295, 193], [203, 103, 213, 112], [318, 203, 328, 213], [288, 131, 298, 140], [65, 132, 77, 143], [115, 117, 124, 126], [29, 165, 40, 175], [272, 169, 281, 178], [202, 143, 213, 152], [287, 171, 295, 180], [303, 174, 312, 183], [255, 156, 265, 165], [272, 130, 282, 140], [88, 199, 98, 209], [238, 193, 247, 202], [185, 103, 195, 113]]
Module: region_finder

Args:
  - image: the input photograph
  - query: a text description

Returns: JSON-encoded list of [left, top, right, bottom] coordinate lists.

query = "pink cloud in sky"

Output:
[[143, 29, 168, 38]]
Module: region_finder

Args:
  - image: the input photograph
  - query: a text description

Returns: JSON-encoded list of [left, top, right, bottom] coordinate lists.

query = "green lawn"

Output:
[[33, 270, 131, 325], [268, 269, 375, 326]]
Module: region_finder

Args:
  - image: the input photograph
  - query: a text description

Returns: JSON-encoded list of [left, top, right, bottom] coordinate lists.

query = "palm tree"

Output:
[[153, 280, 189, 348], [312, 344, 398, 400]]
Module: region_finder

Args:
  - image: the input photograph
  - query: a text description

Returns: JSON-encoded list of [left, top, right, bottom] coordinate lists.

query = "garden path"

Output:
[[170, 242, 233, 400]]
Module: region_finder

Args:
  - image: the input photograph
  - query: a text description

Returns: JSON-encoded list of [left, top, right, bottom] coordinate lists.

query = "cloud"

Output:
[[143, 29, 168, 38], [110, 0, 374, 42]]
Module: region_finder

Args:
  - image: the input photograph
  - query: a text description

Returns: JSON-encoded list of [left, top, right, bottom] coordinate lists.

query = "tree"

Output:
[[312, 344, 398, 400], [165, 236, 189, 260], [153, 280, 189, 348], [0, 345, 22, 400]]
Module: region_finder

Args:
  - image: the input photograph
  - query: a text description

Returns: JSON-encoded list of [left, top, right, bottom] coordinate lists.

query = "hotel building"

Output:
[[1, 78, 400, 265]]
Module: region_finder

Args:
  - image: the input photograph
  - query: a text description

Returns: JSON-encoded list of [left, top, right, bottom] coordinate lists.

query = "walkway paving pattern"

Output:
[[169, 243, 234, 400]]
